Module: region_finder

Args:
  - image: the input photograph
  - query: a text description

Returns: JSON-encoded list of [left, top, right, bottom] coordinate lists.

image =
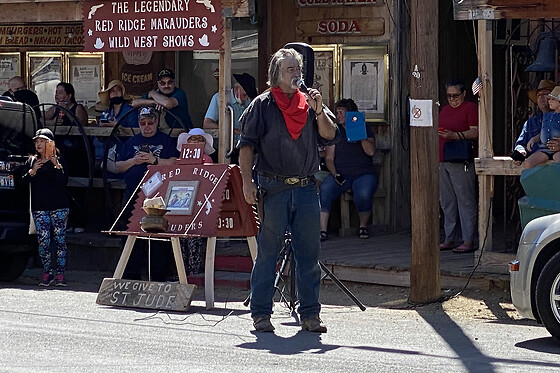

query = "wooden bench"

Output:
[[339, 149, 390, 237]]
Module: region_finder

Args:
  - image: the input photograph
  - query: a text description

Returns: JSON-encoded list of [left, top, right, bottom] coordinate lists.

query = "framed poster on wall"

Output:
[[341, 46, 388, 122], [26, 52, 63, 106], [0, 53, 20, 94], [312, 45, 338, 111], [67, 52, 104, 110]]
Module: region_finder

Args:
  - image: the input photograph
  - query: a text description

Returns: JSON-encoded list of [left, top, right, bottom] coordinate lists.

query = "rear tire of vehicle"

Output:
[[0, 252, 30, 282], [535, 251, 560, 341]]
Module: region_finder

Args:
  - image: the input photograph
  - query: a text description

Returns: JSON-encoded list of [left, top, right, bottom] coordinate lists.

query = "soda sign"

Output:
[[318, 20, 361, 34], [296, 17, 384, 37]]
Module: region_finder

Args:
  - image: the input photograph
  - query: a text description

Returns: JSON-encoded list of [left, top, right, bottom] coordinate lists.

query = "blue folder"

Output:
[[345, 111, 367, 142]]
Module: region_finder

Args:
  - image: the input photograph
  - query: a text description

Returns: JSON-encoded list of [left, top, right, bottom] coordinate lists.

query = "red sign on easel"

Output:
[[124, 145, 258, 238]]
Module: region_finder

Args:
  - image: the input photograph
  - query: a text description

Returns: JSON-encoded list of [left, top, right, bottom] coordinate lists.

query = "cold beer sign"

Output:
[[83, 0, 222, 52]]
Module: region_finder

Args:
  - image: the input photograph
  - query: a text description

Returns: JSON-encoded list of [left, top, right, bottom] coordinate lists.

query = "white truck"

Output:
[[510, 212, 560, 341]]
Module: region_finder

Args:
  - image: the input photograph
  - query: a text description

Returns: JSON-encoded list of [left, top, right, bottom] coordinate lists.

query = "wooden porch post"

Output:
[[477, 20, 494, 255], [218, 10, 233, 164], [409, 0, 440, 303]]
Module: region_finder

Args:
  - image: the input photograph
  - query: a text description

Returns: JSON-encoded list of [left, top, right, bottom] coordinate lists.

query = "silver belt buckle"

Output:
[[285, 177, 299, 185]]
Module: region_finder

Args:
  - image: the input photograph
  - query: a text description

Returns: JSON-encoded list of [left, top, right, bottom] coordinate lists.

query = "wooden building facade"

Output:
[[452, 1, 560, 256], [255, 0, 413, 233], [6, 0, 536, 239]]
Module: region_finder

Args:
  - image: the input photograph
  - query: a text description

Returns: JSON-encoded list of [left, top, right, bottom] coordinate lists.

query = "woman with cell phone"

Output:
[[22, 128, 70, 287], [318, 98, 377, 240]]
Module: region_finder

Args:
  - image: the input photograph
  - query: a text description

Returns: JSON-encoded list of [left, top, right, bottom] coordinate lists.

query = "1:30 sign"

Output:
[[216, 212, 238, 230]]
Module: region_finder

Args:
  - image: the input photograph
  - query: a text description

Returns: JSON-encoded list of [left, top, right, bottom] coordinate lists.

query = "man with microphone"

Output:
[[238, 47, 338, 333]]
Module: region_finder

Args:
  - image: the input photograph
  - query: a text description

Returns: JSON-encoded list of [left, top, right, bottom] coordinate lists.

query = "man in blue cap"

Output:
[[114, 106, 180, 280], [133, 68, 193, 129]]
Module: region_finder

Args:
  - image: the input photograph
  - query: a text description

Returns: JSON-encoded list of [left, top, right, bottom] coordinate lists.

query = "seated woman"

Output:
[[97, 80, 137, 128], [42, 82, 89, 231], [94, 80, 138, 174], [176, 127, 215, 164], [43, 82, 88, 127], [175, 127, 215, 274], [319, 98, 377, 240]]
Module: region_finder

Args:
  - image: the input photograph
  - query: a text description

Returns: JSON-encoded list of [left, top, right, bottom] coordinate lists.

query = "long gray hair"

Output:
[[267, 48, 303, 88]]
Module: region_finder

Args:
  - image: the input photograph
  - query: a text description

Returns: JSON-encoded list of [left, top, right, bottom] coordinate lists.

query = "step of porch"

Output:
[[187, 255, 253, 289]]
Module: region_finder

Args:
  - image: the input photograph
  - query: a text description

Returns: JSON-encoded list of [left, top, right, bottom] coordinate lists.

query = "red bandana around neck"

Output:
[[271, 86, 309, 140]]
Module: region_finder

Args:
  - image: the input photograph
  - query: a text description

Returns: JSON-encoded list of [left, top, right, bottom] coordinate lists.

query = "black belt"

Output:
[[258, 171, 313, 187]]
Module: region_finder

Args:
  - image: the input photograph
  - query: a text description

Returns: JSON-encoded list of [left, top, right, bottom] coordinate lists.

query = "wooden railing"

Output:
[[474, 156, 523, 176], [47, 126, 219, 138], [46, 126, 219, 189]]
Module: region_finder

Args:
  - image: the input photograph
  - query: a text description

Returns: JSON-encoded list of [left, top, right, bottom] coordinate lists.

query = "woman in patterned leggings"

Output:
[[23, 128, 70, 287]]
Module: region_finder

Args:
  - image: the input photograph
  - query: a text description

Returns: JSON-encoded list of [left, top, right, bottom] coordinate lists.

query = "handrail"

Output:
[[225, 104, 235, 159]]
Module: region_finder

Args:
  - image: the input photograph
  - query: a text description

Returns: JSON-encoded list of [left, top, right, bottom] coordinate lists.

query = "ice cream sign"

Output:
[[83, 0, 222, 52]]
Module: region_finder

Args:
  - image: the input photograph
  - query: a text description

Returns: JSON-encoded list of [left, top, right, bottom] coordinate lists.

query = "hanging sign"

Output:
[[409, 99, 433, 127], [296, 18, 385, 37], [82, 0, 223, 52], [0, 24, 84, 48]]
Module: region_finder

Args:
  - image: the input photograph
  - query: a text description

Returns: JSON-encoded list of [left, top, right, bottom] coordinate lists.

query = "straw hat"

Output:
[[176, 128, 215, 155], [98, 80, 130, 105], [548, 86, 560, 101], [528, 79, 555, 103]]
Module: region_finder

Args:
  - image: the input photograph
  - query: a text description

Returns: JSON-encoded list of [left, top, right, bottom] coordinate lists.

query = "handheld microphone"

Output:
[[295, 77, 309, 94]]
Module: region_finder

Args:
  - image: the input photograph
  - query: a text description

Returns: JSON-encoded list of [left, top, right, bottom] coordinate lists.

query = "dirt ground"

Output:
[[16, 269, 526, 325], [316, 280, 525, 322]]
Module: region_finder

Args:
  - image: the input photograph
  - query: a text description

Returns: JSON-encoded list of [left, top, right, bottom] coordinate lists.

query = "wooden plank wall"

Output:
[[261, 0, 409, 231], [104, 52, 175, 95]]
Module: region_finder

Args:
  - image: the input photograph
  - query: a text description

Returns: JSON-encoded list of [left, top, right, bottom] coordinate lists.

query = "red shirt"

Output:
[[438, 100, 478, 162]]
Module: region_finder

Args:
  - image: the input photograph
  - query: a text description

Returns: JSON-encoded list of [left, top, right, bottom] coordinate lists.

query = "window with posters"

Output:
[[67, 52, 104, 109], [25, 52, 104, 111], [0, 53, 20, 95], [27, 52, 63, 106], [310, 44, 388, 123], [341, 45, 388, 122], [312, 45, 339, 110]]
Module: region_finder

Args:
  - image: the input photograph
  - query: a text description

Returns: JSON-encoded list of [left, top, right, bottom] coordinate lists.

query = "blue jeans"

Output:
[[319, 173, 378, 213], [250, 175, 322, 320]]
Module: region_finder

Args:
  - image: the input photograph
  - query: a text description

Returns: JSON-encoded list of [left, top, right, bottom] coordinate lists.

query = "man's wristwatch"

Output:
[[152, 156, 159, 165]]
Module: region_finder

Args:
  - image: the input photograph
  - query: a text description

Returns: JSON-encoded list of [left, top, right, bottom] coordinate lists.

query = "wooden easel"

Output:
[[98, 144, 258, 311]]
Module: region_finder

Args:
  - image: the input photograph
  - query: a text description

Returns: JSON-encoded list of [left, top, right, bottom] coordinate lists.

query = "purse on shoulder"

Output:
[[443, 131, 474, 163]]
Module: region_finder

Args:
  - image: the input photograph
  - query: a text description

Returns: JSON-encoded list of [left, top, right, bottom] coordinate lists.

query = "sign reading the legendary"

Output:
[[83, 0, 223, 52]]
